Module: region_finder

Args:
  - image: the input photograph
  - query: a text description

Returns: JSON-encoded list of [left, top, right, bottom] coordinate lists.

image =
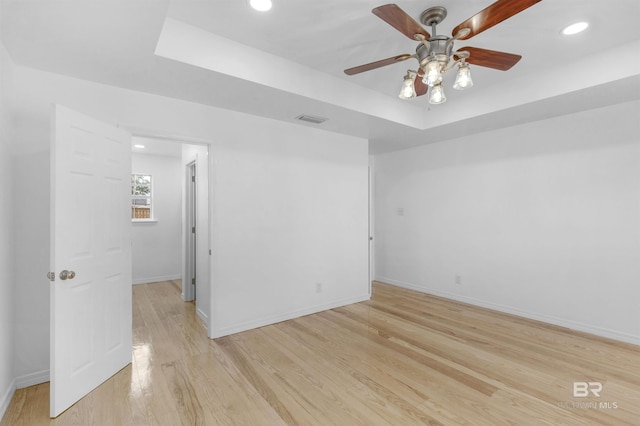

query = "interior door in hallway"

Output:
[[186, 161, 197, 301], [50, 105, 132, 417]]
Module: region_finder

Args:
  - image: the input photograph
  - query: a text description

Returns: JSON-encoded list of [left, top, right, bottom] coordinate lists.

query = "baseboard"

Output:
[[0, 378, 16, 421], [196, 307, 208, 325], [132, 274, 181, 285], [15, 369, 49, 389], [211, 293, 371, 338], [378, 277, 640, 346]]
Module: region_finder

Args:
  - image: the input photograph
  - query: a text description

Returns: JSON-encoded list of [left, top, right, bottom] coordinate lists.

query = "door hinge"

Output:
[[192, 175, 196, 182], [192, 226, 196, 234], [192, 278, 196, 285]]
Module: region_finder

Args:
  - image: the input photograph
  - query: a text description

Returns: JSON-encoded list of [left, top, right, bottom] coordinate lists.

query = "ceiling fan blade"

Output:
[[344, 54, 412, 75], [372, 4, 430, 41], [452, 0, 541, 40], [456, 47, 521, 71], [414, 70, 428, 96]]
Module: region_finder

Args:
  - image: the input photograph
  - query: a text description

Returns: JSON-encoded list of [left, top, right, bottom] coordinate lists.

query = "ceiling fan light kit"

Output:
[[429, 83, 447, 104], [345, 0, 542, 105], [453, 62, 473, 90], [398, 71, 418, 99], [423, 58, 444, 87]]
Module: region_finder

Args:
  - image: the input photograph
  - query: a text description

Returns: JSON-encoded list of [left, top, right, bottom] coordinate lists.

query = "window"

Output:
[[131, 174, 152, 219]]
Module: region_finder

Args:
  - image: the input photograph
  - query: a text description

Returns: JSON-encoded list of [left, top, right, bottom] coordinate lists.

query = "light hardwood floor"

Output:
[[2, 281, 639, 425]]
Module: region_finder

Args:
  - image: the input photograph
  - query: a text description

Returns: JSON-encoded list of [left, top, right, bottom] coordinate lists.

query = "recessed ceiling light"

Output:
[[561, 22, 588, 35], [249, 0, 272, 12], [134, 144, 145, 149]]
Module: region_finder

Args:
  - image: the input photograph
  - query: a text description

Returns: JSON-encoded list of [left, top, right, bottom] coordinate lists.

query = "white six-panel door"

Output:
[[50, 105, 132, 417]]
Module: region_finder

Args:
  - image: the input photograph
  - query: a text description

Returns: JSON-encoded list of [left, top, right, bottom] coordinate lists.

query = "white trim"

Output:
[[0, 378, 16, 420], [182, 160, 197, 302], [132, 274, 181, 285], [15, 369, 50, 389], [196, 307, 208, 325], [207, 148, 215, 339], [378, 277, 640, 346], [211, 294, 370, 338], [132, 219, 158, 223], [119, 126, 212, 147], [368, 159, 375, 296]]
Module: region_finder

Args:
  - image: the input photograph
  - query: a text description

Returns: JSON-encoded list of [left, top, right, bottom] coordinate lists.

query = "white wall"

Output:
[[10, 64, 370, 380], [210, 126, 370, 337], [374, 100, 640, 345], [131, 151, 182, 284], [0, 27, 16, 418], [12, 151, 50, 386]]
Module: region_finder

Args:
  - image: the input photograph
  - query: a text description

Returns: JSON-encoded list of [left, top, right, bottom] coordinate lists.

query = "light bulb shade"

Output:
[[453, 63, 473, 90], [422, 60, 443, 87], [429, 83, 446, 105], [398, 73, 416, 100]]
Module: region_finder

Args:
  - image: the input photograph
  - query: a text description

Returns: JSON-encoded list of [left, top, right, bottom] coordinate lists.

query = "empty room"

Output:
[[0, 0, 639, 424]]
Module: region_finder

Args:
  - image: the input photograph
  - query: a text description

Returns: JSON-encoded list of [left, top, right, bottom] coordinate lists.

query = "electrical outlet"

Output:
[[316, 283, 323, 293], [455, 275, 462, 285]]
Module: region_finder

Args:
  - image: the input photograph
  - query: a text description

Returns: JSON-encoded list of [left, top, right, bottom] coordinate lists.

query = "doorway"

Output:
[[130, 136, 210, 324], [48, 107, 213, 416]]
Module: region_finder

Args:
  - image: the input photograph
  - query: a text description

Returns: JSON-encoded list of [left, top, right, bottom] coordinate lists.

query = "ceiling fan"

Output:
[[344, 0, 542, 104]]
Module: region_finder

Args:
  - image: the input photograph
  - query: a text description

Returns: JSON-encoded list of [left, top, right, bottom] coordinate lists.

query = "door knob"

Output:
[[59, 270, 76, 280]]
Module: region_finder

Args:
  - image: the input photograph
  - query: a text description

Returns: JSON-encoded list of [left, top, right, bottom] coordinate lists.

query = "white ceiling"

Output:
[[132, 136, 182, 158], [2, 0, 640, 153]]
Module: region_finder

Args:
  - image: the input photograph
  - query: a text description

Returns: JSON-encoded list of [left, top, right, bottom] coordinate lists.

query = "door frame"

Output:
[[368, 162, 375, 295], [183, 160, 197, 302]]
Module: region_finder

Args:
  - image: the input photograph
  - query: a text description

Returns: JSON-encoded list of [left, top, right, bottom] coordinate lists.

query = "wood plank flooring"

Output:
[[2, 280, 639, 425]]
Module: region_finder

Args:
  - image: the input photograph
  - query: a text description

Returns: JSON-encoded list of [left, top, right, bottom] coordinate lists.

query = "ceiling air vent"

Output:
[[295, 114, 328, 125]]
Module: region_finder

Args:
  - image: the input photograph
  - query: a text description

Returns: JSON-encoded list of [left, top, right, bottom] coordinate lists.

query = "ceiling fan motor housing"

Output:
[[416, 35, 453, 68]]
